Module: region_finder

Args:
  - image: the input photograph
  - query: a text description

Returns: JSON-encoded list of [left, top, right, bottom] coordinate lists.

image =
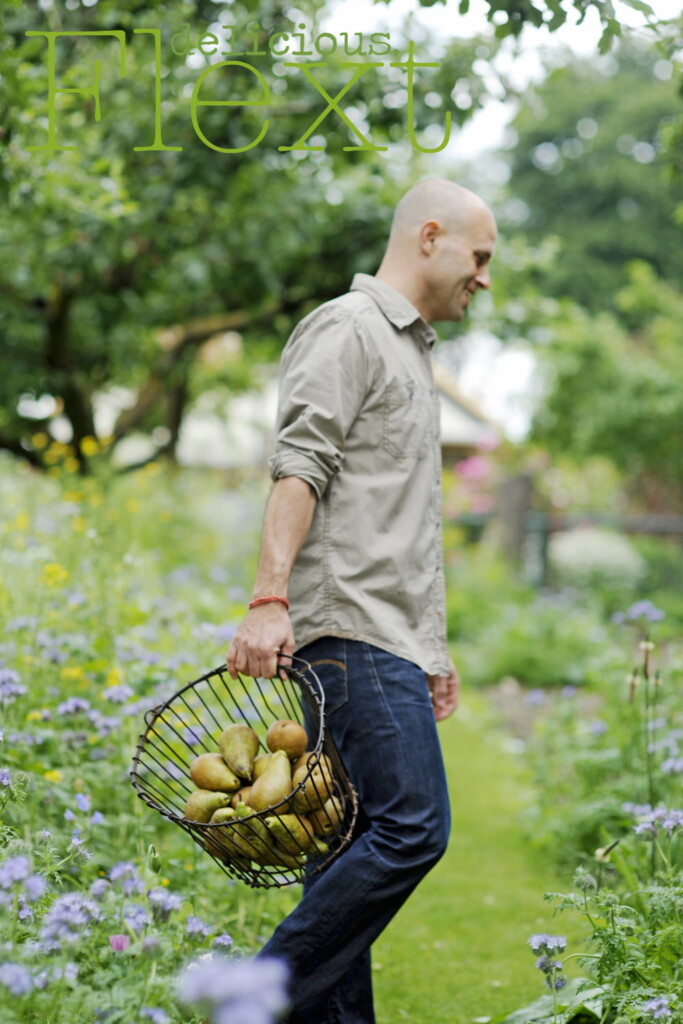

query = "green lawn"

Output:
[[373, 696, 585, 1024]]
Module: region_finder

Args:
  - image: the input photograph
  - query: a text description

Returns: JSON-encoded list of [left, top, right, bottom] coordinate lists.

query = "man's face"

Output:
[[423, 206, 497, 323]]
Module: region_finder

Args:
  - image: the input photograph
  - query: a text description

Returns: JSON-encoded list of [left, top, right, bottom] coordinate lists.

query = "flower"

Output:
[[57, 697, 91, 716], [68, 835, 92, 861], [0, 855, 31, 889], [39, 891, 101, 950], [186, 915, 213, 938], [75, 793, 91, 812], [0, 768, 11, 787], [177, 956, 290, 1024], [642, 997, 673, 1020], [528, 934, 566, 954], [147, 888, 182, 922], [0, 962, 33, 996], [213, 933, 234, 949], [109, 934, 131, 952], [141, 1010, 170, 1024], [110, 861, 145, 895], [123, 904, 151, 933], [0, 669, 27, 706]]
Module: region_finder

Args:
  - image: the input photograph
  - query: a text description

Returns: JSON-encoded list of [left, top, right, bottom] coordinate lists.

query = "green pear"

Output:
[[232, 802, 303, 869], [218, 723, 260, 779], [205, 807, 250, 869], [265, 814, 329, 857], [248, 750, 293, 813], [183, 789, 231, 823], [190, 752, 241, 792], [309, 796, 345, 837]]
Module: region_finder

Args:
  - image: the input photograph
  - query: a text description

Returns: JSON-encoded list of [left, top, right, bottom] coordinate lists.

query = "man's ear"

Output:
[[419, 219, 441, 256]]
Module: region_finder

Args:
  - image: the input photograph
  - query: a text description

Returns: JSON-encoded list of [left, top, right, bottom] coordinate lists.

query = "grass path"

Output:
[[372, 695, 585, 1024]]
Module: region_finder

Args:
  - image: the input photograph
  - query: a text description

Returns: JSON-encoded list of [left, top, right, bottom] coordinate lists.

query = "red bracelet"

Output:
[[248, 596, 290, 611]]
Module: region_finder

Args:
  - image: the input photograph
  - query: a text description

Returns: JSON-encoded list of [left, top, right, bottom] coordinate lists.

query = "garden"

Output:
[[2, 0, 683, 1020]]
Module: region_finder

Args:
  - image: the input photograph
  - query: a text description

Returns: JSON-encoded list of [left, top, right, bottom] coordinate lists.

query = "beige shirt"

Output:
[[269, 273, 449, 675]]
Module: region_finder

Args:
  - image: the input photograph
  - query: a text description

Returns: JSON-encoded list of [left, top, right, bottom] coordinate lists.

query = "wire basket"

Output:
[[130, 658, 358, 888]]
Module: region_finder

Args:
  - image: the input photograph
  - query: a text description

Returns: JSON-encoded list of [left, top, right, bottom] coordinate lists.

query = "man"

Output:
[[227, 177, 497, 1023]]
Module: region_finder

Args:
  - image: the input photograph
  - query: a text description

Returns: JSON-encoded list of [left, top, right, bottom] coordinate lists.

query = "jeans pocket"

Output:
[[308, 658, 348, 717]]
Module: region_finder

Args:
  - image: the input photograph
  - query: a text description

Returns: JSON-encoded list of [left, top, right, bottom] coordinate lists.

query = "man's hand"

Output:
[[227, 603, 295, 681], [427, 659, 460, 721]]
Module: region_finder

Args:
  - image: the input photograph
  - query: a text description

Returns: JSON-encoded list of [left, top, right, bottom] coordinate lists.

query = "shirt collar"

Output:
[[350, 273, 437, 348]]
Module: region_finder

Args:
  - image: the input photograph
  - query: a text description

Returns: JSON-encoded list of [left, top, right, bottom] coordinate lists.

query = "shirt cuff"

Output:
[[268, 449, 333, 499]]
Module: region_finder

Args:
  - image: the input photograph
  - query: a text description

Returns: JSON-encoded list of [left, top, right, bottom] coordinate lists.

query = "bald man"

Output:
[[227, 179, 497, 1024]]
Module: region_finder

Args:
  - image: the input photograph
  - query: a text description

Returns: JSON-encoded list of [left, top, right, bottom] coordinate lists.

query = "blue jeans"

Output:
[[259, 638, 451, 1024]]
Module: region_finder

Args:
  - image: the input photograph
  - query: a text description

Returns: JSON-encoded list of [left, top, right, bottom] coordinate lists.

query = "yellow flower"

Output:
[[31, 432, 50, 449], [72, 517, 86, 533], [63, 490, 84, 503], [80, 436, 100, 457], [60, 666, 86, 683], [44, 770, 63, 783], [26, 710, 45, 722], [105, 666, 122, 688], [40, 563, 69, 587], [125, 499, 140, 514], [89, 493, 104, 508], [12, 513, 30, 532]]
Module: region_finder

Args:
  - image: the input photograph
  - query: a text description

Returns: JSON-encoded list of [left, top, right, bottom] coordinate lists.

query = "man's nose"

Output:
[[475, 268, 491, 290]]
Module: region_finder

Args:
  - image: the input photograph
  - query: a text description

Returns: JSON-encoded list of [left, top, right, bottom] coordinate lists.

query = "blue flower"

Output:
[[39, 891, 101, 950], [57, 697, 91, 716], [141, 1009, 170, 1024], [110, 862, 145, 895], [0, 855, 31, 889], [75, 793, 91, 812], [103, 685, 135, 704], [147, 888, 182, 922], [177, 955, 289, 1023], [213, 933, 234, 949], [528, 934, 566, 954], [186, 915, 213, 938], [0, 768, 11, 787], [123, 904, 151, 933], [0, 962, 33, 996], [642, 997, 672, 1020], [0, 669, 27, 706], [24, 874, 47, 902]]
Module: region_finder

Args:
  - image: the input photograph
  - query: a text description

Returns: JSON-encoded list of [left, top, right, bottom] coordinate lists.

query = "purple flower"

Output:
[[123, 904, 150, 933], [141, 1009, 170, 1024], [0, 855, 31, 889], [213, 933, 234, 949], [0, 669, 27, 705], [109, 934, 131, 952], [91, 811, 105, 825], [661, 758, 683, 776], [90, 879, 110, 900], [37, 829, 52, 843], [186, 915, 213, 938], [0, 768, 12, 787], [57, 697, 91, 716], [0, 962, 33, 996], [39, 891, 100, 950], [589, 720, 608, 737], [177, 956, 290, 1023], [103, 685, 135, 704], [147, 888, 182, 922], [642, 997, 672, 1020], [75, 793, 91, 812], [24, 875, 47, 902], [528, 934, 566, 954], [110, 862, 144, 895]]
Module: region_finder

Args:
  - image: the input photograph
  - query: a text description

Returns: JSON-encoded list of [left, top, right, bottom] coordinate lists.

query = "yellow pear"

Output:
[[218, 723, 260, 779], [290, 764, 334, 814], [249, 750, 293, 813], [183, 789, 231, 823], [292, 752, 334, 782], [205, 807, 250, 869], [266, 719, 308, 760], [230, 785, 253, 809], [251, 754, 273, 781], [309, 796, 345, 837], [190, 752, 241, 792], [265, 814, 329, 857]]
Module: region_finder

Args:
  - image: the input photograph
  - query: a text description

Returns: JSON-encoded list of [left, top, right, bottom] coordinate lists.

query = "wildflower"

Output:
[[110, 862, 145, 895], [90, 879, 110, 900], [123, 904, 150, 933], [186, 915, 213, 938], [57, 697, 91, 716], [103, 685, 134, 704], [661, 758, 683, 775], [213, 933, 234, 949], [147, 888, 182, 922], [39, 891, 101, 950], [0, 768, 11, 786], [24, 875, 47, 902], [642, 997, 673, 1020], [589, 720, 607, 737], [528, 934, 566, 954], [44, 770, 63, 783], [0, 856, 31, 889], [177, 955, 290, 1024], [0, 962, 33, 996], [0, 669, 27, 705], [109, 934, 131, 952], [141, 1010, 170, 1024], [75, 793, 91, 812], [68, 836, 92, 861], [91, 811, 105, 825], [37, 829, 52, 843]]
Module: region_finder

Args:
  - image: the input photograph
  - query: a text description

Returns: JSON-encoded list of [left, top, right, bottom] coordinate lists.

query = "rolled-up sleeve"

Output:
[[269, 307, 373, 498]]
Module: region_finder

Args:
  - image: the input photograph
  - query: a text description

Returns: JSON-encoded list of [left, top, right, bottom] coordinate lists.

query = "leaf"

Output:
[[491, 979, 604, 1024], [459, 0, 471, 12], [617, 0, 655, 14]]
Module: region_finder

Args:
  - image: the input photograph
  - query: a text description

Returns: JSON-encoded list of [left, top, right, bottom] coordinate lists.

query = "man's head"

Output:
[[376, 179, 497, 324]]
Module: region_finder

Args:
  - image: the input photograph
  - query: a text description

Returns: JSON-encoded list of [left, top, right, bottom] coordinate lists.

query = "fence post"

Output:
[[495, 472, 534, 567]]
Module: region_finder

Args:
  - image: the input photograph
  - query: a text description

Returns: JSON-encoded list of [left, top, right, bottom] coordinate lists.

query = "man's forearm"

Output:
[[251, 476, 318, 599]]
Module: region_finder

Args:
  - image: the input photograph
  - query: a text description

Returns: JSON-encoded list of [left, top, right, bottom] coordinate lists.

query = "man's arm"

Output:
[[226, 476, 317, 680], [427, 659, 460, 721]]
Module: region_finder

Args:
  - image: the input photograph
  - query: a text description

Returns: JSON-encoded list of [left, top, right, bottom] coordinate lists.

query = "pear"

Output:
[[205, 807, 250, 869], [218, 723, 260, 779], [232, 802, 303, 869], [252, 753, 273, 781], [265, 814, 329, 857], [230, 785, 253, 809], [183, 789, 231, 823], [190, 752, 241, 792], [309, 796, 345, 837], [249, 750, 293, 813], [291, 764, 334, 814], [292, 752, 334, 780], [266, 719, 308, 760]]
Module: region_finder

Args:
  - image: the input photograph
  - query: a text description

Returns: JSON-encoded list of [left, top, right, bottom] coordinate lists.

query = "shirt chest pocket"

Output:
[[381, 381, 433, 460]]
